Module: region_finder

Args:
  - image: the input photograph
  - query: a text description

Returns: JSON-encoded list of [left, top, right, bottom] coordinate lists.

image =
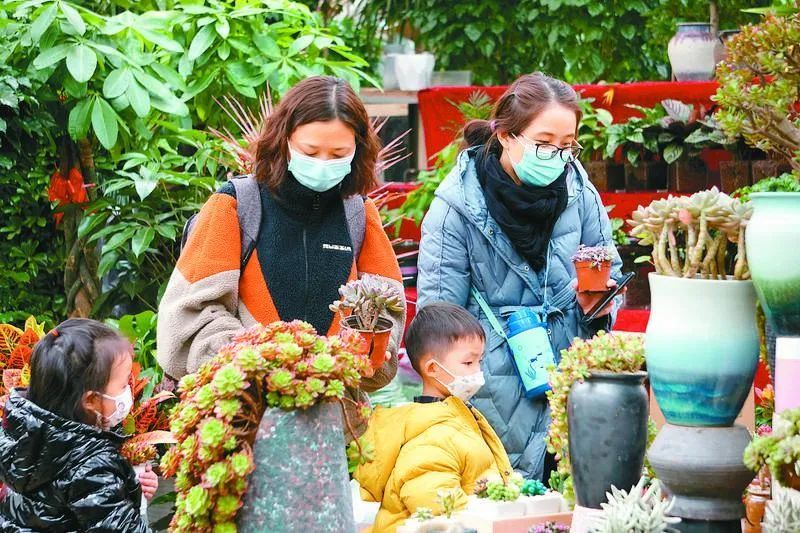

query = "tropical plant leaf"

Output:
[[0, 324, 23, 358], [91, 96, 119, 149], [66, 44, 97, 83]]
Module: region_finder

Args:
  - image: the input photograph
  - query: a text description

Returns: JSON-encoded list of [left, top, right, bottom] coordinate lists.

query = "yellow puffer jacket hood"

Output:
[[355, 397, 512, 533]]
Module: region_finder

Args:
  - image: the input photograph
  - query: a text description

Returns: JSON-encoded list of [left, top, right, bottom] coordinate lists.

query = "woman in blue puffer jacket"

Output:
[[417, 73, 623, 481]]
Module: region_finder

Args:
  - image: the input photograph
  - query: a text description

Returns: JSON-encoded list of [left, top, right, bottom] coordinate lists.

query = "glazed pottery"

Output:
[[746, 193, 800, 413], [668, 23, 717, 81], [648, 424, 754, 522], [568, 371, 649, 509], [746, 193, 800, 337], [646, 273, 759, 426]]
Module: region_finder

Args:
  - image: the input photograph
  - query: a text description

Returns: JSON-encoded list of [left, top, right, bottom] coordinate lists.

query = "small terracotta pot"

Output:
[[744, 484, 770, 533], [574, 260, 612, 292], [341, 316, 393, 369]]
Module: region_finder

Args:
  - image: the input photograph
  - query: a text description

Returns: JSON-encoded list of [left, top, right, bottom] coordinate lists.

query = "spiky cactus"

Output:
[[628, 187, 752, 280]]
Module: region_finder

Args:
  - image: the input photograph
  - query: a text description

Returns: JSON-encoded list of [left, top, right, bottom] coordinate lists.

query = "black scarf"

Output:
[[476, 150, 569, 272]]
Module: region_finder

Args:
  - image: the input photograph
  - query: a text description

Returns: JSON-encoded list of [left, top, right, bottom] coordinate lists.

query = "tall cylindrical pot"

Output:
[[238, 402, 355, 532], [746, 193, 800, 337], [646, 274, 759, 426], [746, 193, 800, 414], [568, 371, 649, 509], [668, 23, 717, 81]]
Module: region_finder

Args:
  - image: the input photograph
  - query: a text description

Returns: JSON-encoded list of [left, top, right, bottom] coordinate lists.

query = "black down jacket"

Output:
[[0, 390, 150, 532]]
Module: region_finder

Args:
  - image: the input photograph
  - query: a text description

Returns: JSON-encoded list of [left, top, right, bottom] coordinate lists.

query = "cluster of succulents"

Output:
[[627, 188, 752, 280], [521, 479, 547, 497], [330, 275, 404, 332], [160, 321, 370, 532], [571, 245, 614, 269], [545, 331, 648, 503], [474, 473, 524, 502], [744, 407, 800, 489], [592, 477, 680, 533]]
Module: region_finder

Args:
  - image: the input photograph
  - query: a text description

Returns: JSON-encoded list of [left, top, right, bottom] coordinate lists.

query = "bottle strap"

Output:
[[471, 288, 508, 341]]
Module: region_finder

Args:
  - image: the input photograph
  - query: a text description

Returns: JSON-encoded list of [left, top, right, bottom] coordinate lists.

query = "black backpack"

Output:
[[180, 175, 367, 270]]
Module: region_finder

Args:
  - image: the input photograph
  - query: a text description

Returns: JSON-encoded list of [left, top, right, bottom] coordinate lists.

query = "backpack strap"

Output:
[[344, 195, 366, 264], [231, 175, 261, 270]]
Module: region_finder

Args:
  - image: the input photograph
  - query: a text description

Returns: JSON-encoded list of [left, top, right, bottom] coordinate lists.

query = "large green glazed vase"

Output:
[[645, 273, 759, 426], [745, 193, 800, 337]]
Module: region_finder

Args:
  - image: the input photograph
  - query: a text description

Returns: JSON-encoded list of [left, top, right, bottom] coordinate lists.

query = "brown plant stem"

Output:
[[735, 227, 748, 280], [667, 223, 681, 274]]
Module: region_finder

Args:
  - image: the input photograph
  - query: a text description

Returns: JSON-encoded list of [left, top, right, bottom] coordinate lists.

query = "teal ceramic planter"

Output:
[[646, 274, 759, 426], [745, 193, 800, 337]]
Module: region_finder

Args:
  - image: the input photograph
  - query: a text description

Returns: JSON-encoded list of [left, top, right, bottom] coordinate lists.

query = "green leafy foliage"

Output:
[[0, 63, 65, 323], [356, 0, 763, 85], [735, 172, 800, 202], [2, 0, 373, 321]]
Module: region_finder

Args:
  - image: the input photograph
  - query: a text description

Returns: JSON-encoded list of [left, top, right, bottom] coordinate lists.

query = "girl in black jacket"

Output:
[[0, 319, 156, 531]]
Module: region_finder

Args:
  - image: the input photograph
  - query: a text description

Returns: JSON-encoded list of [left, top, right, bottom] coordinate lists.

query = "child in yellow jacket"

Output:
[[355, 302, 513, 533]]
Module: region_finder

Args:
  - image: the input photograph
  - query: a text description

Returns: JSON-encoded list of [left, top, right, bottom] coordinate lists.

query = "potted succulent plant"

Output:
[[397, 490, 466, 533], [762, 488, 800, 533], [629, 188, 760, 528], [331, 275, 404, 370], [546, 331, 650, 510], [571, 245, 614, 293], [590, 477, 681, 533], [744, 407, 800, 492], [160, 321, 373, 532]]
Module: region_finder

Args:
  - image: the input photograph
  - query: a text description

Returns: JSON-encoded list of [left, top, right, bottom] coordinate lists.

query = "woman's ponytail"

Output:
[[462, 119, 494, 149]]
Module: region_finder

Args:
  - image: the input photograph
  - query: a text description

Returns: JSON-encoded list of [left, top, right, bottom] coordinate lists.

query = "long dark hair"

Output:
[[28, 318, 132, 424], [462, 72, 582, 154], [253, 75, 381, 196]]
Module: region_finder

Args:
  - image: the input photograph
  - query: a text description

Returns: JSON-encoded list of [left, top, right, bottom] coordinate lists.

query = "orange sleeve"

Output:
[[357, 198, 402, 282], [176, 193, 241, 283]]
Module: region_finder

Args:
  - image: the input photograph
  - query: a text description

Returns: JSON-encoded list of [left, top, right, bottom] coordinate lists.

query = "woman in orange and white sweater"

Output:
[[156, 76, 405, 434]]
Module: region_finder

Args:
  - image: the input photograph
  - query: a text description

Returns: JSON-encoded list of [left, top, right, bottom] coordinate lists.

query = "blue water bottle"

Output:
[[506, 309, 556, 399]]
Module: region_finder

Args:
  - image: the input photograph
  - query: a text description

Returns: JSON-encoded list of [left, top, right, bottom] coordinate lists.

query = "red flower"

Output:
[[48, 167, 89, 225]]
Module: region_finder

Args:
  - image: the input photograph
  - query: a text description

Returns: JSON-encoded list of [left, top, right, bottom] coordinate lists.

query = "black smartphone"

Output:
[[582, 272, 636, 323]]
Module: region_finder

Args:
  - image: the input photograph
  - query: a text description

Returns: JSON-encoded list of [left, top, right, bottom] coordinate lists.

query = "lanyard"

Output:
[[471, 245, 552, 340]]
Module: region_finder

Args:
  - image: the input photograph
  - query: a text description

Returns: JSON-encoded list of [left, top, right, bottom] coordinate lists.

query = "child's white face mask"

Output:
[[94, 384, 133, 430], [434, 361, 485, 402]]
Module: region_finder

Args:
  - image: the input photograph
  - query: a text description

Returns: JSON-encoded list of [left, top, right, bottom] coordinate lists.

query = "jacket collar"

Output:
[[435, 148, 589, 299]]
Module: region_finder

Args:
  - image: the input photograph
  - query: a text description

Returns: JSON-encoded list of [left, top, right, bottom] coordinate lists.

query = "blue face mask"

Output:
[[287, 144, 355, 192], [510, 135, 568, 187]]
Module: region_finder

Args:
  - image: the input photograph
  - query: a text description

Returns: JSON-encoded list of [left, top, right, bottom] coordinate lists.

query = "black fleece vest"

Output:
[[219, 177, 354, 334]]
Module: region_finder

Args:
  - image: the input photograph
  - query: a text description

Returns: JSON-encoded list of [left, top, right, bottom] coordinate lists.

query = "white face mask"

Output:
[[94, 384, 133, 430], [434, 361, 485, 402]]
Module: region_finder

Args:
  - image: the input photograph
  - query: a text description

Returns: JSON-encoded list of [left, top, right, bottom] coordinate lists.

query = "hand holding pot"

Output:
[[360, 351, 391, 378], [137, 463, 159, 501], [574, 278, 625, 318]]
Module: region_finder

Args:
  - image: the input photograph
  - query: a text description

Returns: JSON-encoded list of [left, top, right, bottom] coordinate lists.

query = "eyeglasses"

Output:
[[516, 135, 583, 163]]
